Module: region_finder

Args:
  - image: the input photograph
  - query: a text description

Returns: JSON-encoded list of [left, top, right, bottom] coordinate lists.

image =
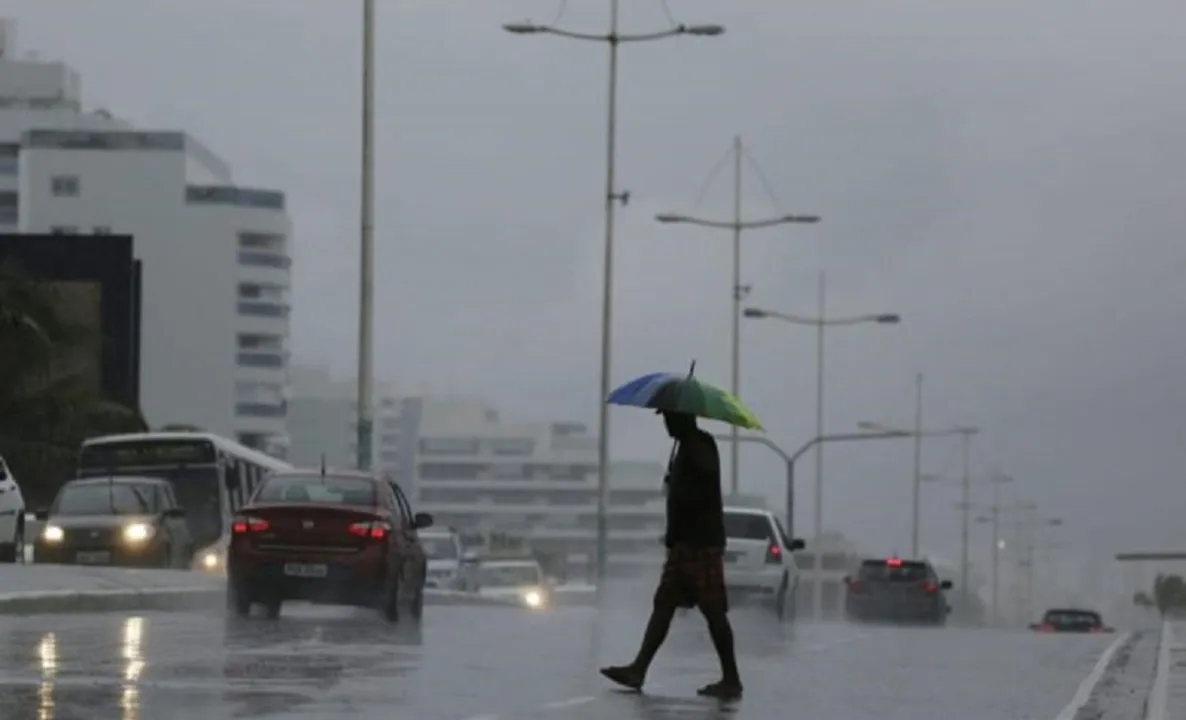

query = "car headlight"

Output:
[[200, 551, 221, 570], [523, 590, 543, 608], [123, 523, 154, 543], [42, 525, 64, 543]]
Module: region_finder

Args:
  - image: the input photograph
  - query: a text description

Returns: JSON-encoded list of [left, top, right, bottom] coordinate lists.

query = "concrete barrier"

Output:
[[0, 565, 523, 615]]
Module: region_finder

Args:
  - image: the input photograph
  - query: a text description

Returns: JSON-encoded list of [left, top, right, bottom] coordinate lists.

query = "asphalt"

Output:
[[0, 592, 1130, 720]]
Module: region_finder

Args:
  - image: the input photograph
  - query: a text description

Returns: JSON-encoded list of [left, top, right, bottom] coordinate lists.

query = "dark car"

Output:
[[1030, 608, 1113, 633], [226, 470, 432, 621], [33, 477, 192, 568], [844, 557, 952, 625]]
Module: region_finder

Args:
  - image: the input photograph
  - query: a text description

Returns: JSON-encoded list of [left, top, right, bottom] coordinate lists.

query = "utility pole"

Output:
[[729, 135, 744, 497], [910, 372, 923, 556], [355, 0, 376, 472]]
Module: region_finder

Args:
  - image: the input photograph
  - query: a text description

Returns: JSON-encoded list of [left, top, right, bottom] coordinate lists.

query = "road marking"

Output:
[[541, 696, 596, 710], [1052, 631, 1131, 720]]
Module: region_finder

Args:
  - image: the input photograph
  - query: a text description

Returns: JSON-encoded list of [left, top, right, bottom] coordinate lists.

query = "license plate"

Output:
[[283, 563, 327, 578], [76, 551, 111, 564], [724, 551, 741, 563]]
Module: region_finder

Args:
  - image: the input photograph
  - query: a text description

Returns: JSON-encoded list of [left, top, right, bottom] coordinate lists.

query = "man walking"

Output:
[[600, 410, 743, 699]]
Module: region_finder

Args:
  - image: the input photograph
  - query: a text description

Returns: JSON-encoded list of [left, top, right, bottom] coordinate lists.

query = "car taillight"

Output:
[[765, 543, 782, 564], [348, 521, 391, 540], [231, 516, 269, 534], [922, 580, 938, 593]]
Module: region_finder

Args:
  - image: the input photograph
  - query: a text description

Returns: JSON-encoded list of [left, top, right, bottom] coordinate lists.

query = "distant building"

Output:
[[0, 19, 293, 457], [0, 232, 141, 408]]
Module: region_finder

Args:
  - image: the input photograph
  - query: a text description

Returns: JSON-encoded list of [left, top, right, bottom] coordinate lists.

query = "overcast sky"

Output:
[[10, 0, 1186, 594]]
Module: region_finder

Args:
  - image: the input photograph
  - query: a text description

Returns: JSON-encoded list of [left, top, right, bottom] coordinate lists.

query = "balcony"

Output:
[[237, 352, 285, 369], [238, 251, 291, 269]]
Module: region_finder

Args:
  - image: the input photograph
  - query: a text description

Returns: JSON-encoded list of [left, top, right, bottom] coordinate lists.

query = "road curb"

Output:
[[0, 585, 524, 615]]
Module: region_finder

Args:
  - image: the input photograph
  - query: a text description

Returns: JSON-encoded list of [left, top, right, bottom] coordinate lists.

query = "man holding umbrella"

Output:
[[600, 369, 756, 699]]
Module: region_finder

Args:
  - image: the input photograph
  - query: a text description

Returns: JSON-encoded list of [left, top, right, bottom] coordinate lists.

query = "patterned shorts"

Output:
[[653, 545, 729, 614]]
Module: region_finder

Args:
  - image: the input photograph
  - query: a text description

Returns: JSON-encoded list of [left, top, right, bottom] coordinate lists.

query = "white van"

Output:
[[0, 455, 27, 563], [417, 527, 464, 590]]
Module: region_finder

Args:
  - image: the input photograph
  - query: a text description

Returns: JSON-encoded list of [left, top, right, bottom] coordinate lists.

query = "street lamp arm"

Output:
[[756, 310, 897, 327], [789, 431, 911, 464], [655, 214, 820, 231], [858, 421, 979, 438], [504, 25, 710, 43]]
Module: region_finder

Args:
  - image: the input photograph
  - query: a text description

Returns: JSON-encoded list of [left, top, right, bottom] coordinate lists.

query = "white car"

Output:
[[468, 557, 552, 610], [0, 455, 27, 563], [418, 527, 464, 590], [722, 506, 805, 621]]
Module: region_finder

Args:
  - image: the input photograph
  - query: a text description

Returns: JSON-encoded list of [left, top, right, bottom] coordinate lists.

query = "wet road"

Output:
[[0, 601, 1118, 720]]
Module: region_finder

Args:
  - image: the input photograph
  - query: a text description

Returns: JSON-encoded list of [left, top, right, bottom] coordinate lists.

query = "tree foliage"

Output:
[[0, 263, 147, 508], [1133, 573, 1186, 617]]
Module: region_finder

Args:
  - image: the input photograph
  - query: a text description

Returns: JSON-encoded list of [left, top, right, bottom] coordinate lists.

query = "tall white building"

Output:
[[285, 364, 399, 470], [0, 20, 293, 456]]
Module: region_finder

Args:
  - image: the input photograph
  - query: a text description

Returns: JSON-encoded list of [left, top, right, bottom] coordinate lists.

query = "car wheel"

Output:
[[774, 575, 789, 621], [227, 580, 251, 617], [0, 517, 21, 564], [381, 566, 401, 622], [263, 596, 282, 620]]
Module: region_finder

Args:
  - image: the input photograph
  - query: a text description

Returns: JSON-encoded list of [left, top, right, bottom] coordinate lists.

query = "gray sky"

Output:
[[11, 0, 1186, 585]]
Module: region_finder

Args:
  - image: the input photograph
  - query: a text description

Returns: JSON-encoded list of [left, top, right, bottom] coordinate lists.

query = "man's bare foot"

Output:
[[600, 665, 644, 691], [697, 679, 743, 700]]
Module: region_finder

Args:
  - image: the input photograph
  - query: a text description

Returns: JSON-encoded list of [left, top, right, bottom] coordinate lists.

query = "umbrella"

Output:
[[606, 371, 764, 431]]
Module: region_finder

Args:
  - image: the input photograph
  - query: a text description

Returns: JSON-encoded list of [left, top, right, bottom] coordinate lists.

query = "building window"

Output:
[[238, 252, 291, 269], [92, 226, 112, 235], [235, 380, 285, 404], [237, 301, 288, 318], [235, 402, 286, 418], [0, 144, 17, 175], [50, 175, 80, 197], [50, 226, 78, 235], [237, 352, 285, 368], [237, 333, 284, 351], [418, 437, 480, 455]]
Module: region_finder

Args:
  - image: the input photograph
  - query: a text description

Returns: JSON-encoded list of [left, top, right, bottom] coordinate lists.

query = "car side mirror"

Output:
[[163, 507, 185, 519], [940, 580, 953, 590], [413, 512, 433, 529], [34, 509, 49, 522], [789, 538, 806, 551]]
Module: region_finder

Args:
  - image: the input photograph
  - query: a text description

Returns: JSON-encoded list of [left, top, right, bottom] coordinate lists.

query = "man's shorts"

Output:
[[653, 545, 728, 614]]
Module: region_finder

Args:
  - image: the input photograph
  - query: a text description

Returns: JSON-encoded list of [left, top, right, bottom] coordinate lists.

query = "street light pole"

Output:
[[729, 135, 743, 498], [958, 429, 973, 608], [503, 6, 724, 583], [355, 0, 376, 472], [911, 372, 923, 556], [744, 300, 899, 620], [656, 144, 819, 496]]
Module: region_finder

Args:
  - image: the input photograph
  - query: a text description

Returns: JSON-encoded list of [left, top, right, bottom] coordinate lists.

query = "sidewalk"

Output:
[[1147, 619, 1186, 720]]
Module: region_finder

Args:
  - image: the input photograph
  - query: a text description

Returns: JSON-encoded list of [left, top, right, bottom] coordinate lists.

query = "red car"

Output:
[[1030, 608, 1114, 633], [226, 470, 432, 621]]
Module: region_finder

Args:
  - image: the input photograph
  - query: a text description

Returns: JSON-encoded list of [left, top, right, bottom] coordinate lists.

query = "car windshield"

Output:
[[255, 474, 377, 506], [1045, 610, 1101, 627], [859, 560, 931, 583], [421, 536, 459, 560], [478, 564, 541, 587], [54, 483, 154, 516], [80, 467, 222, 548], [724, 513, 773, 541]]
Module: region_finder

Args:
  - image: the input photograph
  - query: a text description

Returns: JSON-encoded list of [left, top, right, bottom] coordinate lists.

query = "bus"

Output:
[[77, 432, 292, 571]]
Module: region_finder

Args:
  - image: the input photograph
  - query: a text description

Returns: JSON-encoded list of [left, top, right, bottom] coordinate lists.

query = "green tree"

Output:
[[0, 264, 147, 508], [1134, 574, 1186, 618]]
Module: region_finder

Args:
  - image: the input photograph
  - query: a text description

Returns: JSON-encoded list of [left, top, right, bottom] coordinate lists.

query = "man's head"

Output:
[[660, 411, 697, 439]]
